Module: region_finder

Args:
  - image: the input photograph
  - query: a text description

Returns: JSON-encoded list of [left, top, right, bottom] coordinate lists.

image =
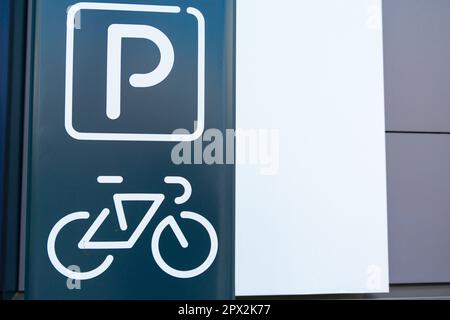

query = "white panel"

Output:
[[236, 0, 389, 296]]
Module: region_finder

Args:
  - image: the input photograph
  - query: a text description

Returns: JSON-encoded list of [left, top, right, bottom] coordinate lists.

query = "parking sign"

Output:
[[65, 3, 206, 141], [25, 0, 235, 300]]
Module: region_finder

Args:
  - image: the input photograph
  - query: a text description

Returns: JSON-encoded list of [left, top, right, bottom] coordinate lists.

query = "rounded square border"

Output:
[[65, 2, 205, 142]]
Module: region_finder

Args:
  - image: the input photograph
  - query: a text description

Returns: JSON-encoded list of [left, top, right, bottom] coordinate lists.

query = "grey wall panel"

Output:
[[387, 133, 450, 284], [384, 0, 450, 133]]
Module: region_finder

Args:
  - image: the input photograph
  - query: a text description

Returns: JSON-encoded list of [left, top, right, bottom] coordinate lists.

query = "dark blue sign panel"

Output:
[[26, 0, 235, 299]]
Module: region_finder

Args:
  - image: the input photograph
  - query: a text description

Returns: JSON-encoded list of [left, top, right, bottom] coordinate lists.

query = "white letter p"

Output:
[[106, 24, 175, 120]]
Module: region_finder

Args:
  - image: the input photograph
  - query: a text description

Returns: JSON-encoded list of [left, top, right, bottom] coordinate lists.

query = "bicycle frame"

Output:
[[78, 193, 165, 250], [77, 175, 193, 250]]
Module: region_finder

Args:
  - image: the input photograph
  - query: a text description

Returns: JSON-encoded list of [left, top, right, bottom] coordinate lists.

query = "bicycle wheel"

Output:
[[47, 211, 114, 281], [151, 211, 218, 278]]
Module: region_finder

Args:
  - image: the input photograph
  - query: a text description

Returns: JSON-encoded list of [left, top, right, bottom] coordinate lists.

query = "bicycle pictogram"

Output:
[[47, 176, 218, 280]]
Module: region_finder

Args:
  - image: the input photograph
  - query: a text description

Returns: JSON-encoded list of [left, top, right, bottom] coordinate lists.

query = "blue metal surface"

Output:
[[0, 0, 12, 298], [0, 0, 27, 299]]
